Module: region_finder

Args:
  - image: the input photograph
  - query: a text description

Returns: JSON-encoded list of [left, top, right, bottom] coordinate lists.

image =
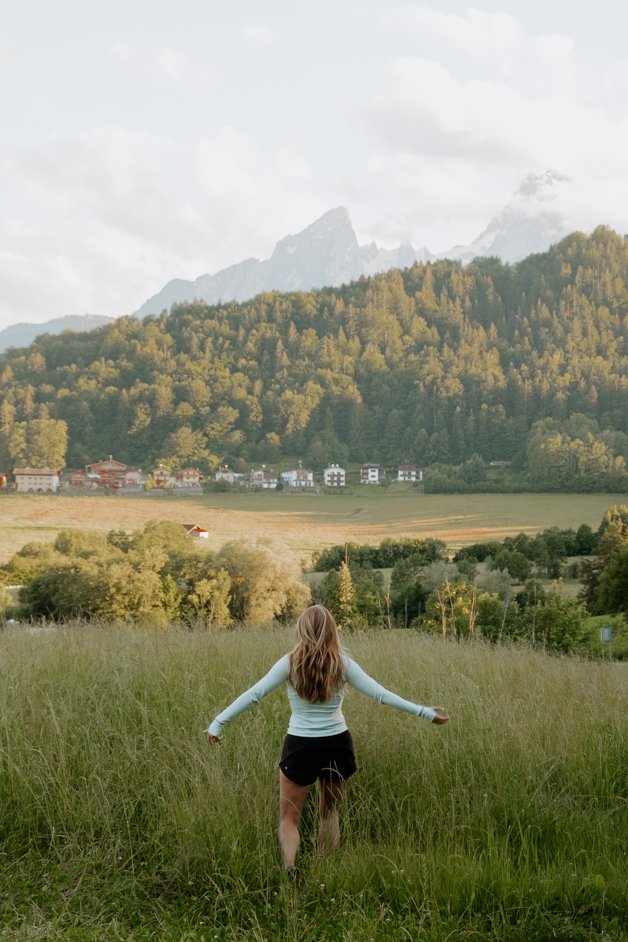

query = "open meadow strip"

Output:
[[0, 623, 625, 940], [0, 492, 624, 564]]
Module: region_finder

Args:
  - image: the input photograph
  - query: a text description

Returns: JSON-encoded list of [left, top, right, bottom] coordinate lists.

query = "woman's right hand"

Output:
[[206, 732, 222, 744], [430, 706, 450, 725]]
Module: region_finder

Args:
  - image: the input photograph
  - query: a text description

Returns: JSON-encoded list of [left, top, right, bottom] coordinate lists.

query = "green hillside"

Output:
[[1, 226, 626, 490]]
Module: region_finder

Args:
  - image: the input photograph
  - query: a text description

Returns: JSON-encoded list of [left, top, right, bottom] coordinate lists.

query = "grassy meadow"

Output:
[[0, 490, 625, 564], [0, 624, 626, 941]]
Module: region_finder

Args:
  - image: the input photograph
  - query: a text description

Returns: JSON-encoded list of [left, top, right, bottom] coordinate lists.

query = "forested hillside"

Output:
[[1, 226, 626, 490]]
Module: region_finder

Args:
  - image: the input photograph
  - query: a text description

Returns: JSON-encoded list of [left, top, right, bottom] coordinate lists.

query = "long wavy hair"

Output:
[[288, 605, 345, 703]]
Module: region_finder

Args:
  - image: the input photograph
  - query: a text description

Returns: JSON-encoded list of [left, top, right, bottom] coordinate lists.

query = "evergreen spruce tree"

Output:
[[335, 559, 356, 629]]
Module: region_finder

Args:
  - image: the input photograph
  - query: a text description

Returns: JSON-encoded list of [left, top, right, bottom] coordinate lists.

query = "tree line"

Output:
[[0, 226, 626, 491], [312, 506, 628, 654], [1, 507, 626, 657], [0, 521, 309, 627]]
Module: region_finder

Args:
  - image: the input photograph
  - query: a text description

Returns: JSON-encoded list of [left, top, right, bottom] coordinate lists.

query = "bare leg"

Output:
[[317, 778, 345, 853], [278, 771, 311, 868]]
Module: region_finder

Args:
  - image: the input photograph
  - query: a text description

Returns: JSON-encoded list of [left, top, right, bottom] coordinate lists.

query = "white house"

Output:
[[13, 467, 61, 493], [215, 469, 244, 484], [397, 463, 423, 482], [360, 464, 385, 484], [152, 464, 177, 488], [323, 464, 346, 486], [176, 468, 204, 488], [215, 464, 245, 485], [123, 468, 146, 487], [249, 468, 279, 489], [281, 468, 314, 488]]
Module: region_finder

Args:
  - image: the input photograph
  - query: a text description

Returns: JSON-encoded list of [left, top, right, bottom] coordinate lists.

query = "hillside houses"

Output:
[[13, 468, 61, 493], [215, 464, 245, 485], [65, 460, 203, 490], [397, 463, 423, 482], [152, 464, 177, 488], [69, 469, 98, 487], [6, 453, 427, 494], [86, 458, 130, 487], [68, 458, 145, 489], [323, 464, 346, 486], [281, 467, 314, 488], [177, 467, 204, 488], [360, 464, 385, 484], [249, 467, 279, 489], [152, 464, 203, 489]]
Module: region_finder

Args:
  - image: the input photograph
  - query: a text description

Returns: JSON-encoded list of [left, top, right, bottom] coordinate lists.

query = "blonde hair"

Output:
[[289, 605, 344, 703]]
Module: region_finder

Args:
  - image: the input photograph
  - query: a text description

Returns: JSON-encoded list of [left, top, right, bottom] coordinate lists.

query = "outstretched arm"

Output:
[[207, 655, 290, 740], [344, 657, 449, 724]]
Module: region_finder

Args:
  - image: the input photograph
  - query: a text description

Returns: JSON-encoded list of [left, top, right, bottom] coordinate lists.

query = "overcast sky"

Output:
[[1, 0, 627, 329]]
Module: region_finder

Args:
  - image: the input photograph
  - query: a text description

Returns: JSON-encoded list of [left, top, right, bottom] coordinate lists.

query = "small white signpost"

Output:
[[600, 625, 612, 657]]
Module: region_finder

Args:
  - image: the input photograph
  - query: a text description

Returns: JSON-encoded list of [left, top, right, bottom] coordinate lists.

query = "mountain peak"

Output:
[[441, 169, 572, 264], [271, 206, 357, 259], [136, 207, 371, 317], [312, 206, 351, 225], [517, 168, 570, 199], [133, 169, 577, 317]]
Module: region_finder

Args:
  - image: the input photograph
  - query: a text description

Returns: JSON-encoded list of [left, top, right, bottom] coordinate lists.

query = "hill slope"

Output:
[[0, 227, 626, 489]]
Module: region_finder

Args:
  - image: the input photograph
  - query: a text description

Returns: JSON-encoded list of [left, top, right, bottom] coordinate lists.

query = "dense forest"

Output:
[[0, 226, 627, 490]]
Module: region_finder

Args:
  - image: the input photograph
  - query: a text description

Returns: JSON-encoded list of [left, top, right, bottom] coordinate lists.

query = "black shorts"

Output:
[[279, 730, 357, 786]]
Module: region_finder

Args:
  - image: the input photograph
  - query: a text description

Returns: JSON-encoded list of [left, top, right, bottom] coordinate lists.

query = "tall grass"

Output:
[[0, 624, 626, 941]]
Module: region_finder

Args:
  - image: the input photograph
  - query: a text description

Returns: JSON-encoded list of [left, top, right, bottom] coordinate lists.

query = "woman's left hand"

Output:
[[206, 732, 222, 744], [430, 706, 450, 725]]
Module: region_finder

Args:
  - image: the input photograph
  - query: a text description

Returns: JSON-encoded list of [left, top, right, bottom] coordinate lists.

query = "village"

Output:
[[0, 458, 425, 493]]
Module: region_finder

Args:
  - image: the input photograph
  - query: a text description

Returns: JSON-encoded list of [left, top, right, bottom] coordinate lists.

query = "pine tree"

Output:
[[335, 560, 356, 630]]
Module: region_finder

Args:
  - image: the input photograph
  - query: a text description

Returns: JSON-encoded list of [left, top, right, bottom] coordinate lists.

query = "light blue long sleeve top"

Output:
[[207, 653, 436, 738]]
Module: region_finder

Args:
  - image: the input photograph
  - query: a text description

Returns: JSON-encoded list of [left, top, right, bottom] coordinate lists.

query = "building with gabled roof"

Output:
[[360, 463, 385, 484], [181, 523, 209, 539], [281, 467, 314, 488], [323, 464, 346, 486], [13, 468, 61, 493], [177, 468, 204, 488], [249, 467, 279, 489], [397, 463, 423, 482], [85, 457, 129, 488]]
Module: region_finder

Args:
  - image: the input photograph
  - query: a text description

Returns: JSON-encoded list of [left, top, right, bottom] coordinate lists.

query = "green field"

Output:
[[0, 490, 624, 564], [0, 624, 626, 941]]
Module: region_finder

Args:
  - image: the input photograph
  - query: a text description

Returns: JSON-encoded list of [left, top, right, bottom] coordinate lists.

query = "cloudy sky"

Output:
[[1, 0, 627, 329]]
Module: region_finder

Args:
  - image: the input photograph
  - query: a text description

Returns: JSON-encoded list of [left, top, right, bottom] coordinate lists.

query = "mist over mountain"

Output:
[[0, 170, 583, 347], [134, 170, 575, 318], [442, 170, 572, 263]]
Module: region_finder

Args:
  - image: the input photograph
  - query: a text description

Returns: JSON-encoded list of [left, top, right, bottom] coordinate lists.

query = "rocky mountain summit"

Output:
[[0, 170, 579, 348], [133, 208, 433, 319], [442, 170, 571, 263], [135, 170, 574, 319]]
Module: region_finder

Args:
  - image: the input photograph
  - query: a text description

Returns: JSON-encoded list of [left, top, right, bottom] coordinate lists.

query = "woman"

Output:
[[207, 604, 449, 880]]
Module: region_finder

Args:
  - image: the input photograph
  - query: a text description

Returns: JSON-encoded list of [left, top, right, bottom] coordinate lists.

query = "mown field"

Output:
[[0, 625, 625, 941], [0, 490, 625, 564]]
